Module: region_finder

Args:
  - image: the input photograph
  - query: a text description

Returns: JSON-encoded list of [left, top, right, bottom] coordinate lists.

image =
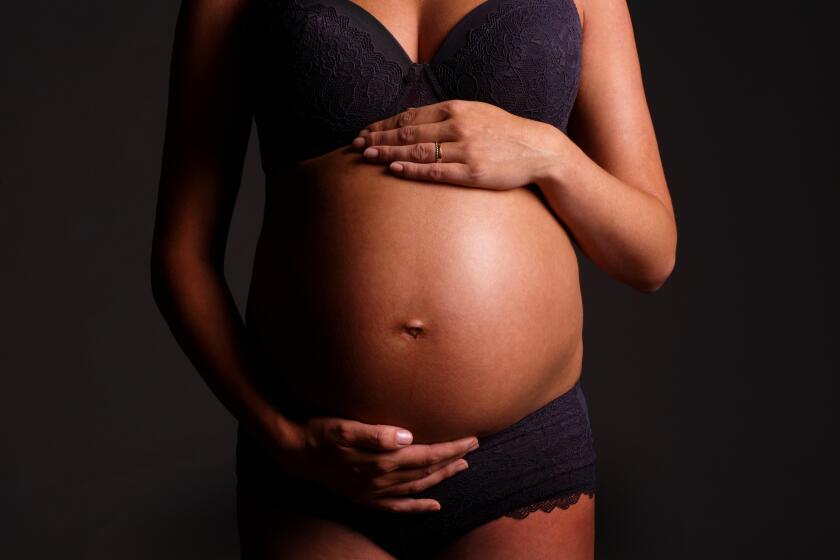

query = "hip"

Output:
[[235, 377, 597, 559]]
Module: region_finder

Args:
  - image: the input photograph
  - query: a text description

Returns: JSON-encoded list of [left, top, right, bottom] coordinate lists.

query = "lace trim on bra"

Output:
[[502, 488, 596, 519]]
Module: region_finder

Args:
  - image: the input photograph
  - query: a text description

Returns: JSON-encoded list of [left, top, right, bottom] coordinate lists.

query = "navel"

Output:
[[400, 318, 426, 340]]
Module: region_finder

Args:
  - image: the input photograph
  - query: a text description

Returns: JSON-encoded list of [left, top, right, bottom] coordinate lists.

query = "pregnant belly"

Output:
[[245, 146, 584, 443]]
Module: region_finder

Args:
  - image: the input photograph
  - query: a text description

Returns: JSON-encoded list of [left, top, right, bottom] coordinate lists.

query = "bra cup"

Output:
[[254, 1, 406, 167], [432, 0, 582, 131], [254, 0, 582, 172]]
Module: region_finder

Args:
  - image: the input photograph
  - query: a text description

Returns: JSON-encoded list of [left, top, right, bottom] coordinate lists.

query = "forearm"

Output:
[[534, 125, 677, 292], [150, 254, 302, 454]]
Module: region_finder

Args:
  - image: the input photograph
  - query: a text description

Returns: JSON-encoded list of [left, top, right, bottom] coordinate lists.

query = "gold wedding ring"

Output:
[[434, 141, 442, 162]]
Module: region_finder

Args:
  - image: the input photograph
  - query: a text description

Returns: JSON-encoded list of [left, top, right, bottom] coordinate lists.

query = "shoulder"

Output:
[[176, 0, 257, 24], [573, 0, 638, 36]]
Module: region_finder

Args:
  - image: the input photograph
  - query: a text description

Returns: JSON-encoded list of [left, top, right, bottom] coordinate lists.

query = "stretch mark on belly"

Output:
[[400, 319, 426, 340]]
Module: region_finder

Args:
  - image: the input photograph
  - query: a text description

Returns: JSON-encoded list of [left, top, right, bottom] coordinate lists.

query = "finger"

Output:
[[338, 434, 478, 477], [361, 102, 451, 135], [368, 497, 443, 514], [379, 436, 479, 469], [389, 160, 476, 185], [346, 492, 440, 513], [328, 419, 415, 450], [362, 141, 464, 164], [376, 453, 466, 485], [361, 120, 453, 149], [378, 458, 470, 497]]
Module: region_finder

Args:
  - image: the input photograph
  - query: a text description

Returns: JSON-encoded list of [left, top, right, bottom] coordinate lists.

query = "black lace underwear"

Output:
[[236, 379, 597, 558]]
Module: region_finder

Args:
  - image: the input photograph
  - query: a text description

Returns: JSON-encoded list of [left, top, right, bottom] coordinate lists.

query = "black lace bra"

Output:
[[251, 0, 583, 174]]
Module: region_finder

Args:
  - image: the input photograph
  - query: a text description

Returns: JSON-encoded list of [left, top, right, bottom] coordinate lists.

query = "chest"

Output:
[[252, 0, 582, 166]]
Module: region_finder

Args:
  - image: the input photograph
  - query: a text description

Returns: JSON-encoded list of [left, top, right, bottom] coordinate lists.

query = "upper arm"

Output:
[[567, 0, 674, 217], [152, 0, 257, 269]]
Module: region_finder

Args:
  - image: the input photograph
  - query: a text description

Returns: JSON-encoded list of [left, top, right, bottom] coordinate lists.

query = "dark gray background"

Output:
[[2, 1, 836, 558]]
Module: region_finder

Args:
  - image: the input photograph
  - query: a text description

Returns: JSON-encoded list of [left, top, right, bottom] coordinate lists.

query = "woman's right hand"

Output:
[[274, 416, 480, 513]]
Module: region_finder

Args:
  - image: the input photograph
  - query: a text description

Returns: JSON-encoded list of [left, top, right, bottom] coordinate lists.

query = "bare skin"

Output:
[[246, 144, 585, 443], [152, 0, 674, 558]]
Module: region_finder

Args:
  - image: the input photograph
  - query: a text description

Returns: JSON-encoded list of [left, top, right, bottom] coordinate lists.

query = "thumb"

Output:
[[332, 420, 414, 450]]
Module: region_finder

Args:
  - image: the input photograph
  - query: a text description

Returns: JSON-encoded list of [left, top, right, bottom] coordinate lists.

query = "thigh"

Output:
[[237, 492, 397, 560], [433, 493, 595, 560]]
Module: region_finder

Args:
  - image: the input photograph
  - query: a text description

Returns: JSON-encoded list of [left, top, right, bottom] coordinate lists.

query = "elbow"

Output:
[[149, 244, 184, 308], [149, 251, 175, 309], [149, 244, 219, 306], [633, 251, 676, 293], [633, 221, 678, 293]]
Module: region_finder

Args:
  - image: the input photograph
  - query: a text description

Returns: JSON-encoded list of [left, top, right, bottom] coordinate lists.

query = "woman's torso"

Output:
[[244, 0, 585, 443]]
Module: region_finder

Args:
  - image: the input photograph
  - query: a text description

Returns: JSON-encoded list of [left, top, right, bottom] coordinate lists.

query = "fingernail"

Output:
[[352, 136, 366, 148], [364, 147, 379, 158], [469, 438, 480, 450], [359, 128, 370, 135], [396, 430, 413, 445], [456, 460, 469, 471], [390, 162, 404, 172]]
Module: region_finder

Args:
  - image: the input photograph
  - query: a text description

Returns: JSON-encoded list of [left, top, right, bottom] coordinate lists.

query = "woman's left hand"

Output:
[[351, 100, 565, 191]]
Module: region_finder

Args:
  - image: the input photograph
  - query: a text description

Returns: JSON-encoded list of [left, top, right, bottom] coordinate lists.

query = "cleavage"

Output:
[[346, 0, 493, 65]]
